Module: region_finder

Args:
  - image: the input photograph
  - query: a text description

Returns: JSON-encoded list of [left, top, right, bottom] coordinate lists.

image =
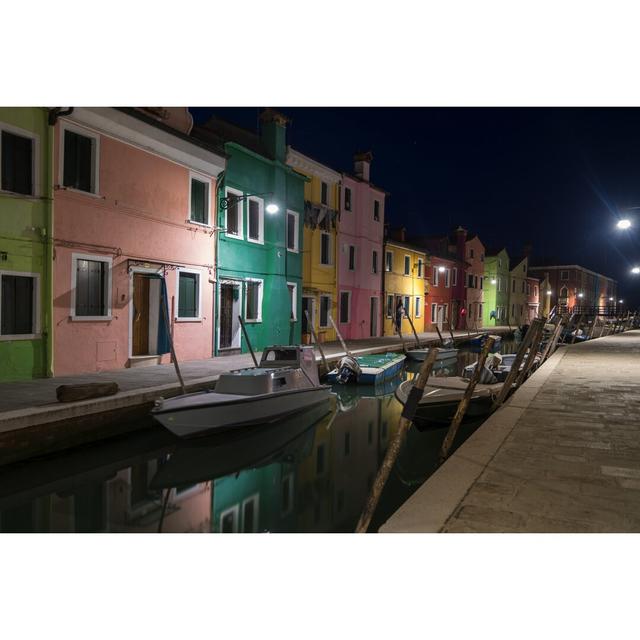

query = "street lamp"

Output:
[[266, 203, 279, 214], [438, 266, 446, 273], [619, 299, 624, 304], [546, 290, 552, 295], [617, 219, 632, 230], [577, 292, 584, 298], [632, 266, 640, 274], [220, 191, 279, 214], [490, 278, 497, 285]]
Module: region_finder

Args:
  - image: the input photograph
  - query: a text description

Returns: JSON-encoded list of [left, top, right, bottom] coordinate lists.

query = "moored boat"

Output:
[[405, 347, 459, 361], [325, 352, 406, 385], [466, 333, 502, 348], [152, 345, 331, 438]]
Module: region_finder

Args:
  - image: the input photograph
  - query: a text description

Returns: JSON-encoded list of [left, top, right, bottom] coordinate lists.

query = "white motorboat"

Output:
[[152, 345, 331, 438], [405, 347, 459, 362]]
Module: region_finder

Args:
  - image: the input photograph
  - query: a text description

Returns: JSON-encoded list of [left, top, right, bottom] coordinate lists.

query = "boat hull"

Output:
[[326, 353, 406, 385], [406, 347, 458, 361], [152, 386, 332, 438]]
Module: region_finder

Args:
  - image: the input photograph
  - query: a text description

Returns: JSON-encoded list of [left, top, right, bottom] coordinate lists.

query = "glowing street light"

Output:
[[577, 292, 584, 298], [266, 202, 279, 214], [632, 266, 640, 274], [490, 278, 497, 285], [546, 290, 552, 295], [609, 297, 614, 301], [617, 219, 632, 230], [619, 299, 624, 304], [438, 266, 446, 273]]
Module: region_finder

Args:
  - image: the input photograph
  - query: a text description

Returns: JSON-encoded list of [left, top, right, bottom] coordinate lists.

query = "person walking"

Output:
[[394, 299, 404, 334]]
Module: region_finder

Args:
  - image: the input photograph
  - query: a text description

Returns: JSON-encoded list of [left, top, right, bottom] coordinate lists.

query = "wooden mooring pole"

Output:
[[438, 336, 495, 464], [406, 313, 422, 348], [570, 313, 584, 344], [355, 347, 440, 533], [329, 314, 352, 357], [238, 315, 259, 367], [304, 310, 328, 374], [435, 324, 445, 347], [514, 320, 546, 386], [539, 315, 566, 364], [161, 289, 186, 394]]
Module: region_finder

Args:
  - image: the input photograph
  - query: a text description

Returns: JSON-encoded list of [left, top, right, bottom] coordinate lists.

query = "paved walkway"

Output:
[[381, 329, 640, 533]]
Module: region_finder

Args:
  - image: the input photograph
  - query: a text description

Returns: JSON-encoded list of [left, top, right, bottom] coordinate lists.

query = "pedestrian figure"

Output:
[[395, 299, 404, 334]]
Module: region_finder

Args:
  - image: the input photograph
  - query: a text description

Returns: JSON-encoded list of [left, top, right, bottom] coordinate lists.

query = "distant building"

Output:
[[526, 276, 540, 322], [483, 247, 510, 327], [424, 252, 457, 332], [464, 233, 486, 329], [508, 255, 529, 326]]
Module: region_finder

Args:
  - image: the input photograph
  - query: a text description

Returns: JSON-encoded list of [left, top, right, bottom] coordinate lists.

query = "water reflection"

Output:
[[0, 343, 510, 533]]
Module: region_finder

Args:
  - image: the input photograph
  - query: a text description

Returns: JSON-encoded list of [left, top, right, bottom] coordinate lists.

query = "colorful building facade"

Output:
[[0, 108, 53, 381], [337, 153, 385, 339], [464, 234, 486, 329], [194, 110, 305, 355], [382, 230, 427, 337], [52, 107, 226, 375], [286, 148, 340, 343], [508, 256, 529, 325], [482, 247, 510, 327], [526, 276, 540, 322], [424, 252, 456, 331]]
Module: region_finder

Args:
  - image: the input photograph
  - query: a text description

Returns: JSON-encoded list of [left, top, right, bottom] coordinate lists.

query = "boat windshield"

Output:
[[262, 349, 298, 362]]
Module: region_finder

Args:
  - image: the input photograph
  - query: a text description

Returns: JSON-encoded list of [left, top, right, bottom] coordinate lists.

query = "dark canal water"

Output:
[[0, 340, 517, 533]]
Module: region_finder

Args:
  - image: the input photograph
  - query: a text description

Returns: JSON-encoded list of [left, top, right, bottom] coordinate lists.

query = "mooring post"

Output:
[[329, 314, 352, 357], [435, 324, 445, 347], [492, 318, 543, 409], [570, 314, 584, 344], [238, 315, 259, 368], [305, 310, 328, 374], [514, 320, 546, 386], [161, 289, 186, 394], [355, 347, 440, 533], [406, 313, 422, 348], [438, 336, 496, 464], [539, 315, 565, 363], [448, 326, 456, 344]]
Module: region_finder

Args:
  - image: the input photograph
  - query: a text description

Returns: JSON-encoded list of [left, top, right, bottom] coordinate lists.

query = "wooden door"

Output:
[[132, 274, 150, 356], [219, 284, 234, 349], [370, 297, 378, 337]]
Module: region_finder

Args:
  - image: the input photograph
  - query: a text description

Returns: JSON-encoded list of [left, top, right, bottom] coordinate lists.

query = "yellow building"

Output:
[[286, 147, 341, 342], [382, 239, 427, 337]]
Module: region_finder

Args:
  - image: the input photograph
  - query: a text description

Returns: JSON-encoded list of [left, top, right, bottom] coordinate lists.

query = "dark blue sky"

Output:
[[191, 107, 640, 304]]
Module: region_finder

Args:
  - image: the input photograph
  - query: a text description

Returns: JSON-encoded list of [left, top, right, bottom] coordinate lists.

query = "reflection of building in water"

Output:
[[0, 448, 211, 533]]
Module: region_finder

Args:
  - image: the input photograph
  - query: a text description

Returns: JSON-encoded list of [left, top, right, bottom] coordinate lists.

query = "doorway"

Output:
[[219, 281, 241, 350], [302, 296, 315, 335], [369, 297, 378, 337], [132, 273, 162, 356]]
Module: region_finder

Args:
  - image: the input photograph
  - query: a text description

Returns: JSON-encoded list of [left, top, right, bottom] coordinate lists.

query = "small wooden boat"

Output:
[[152, 346, 331, 438], [395, 376, 503, 423], [405, 347, 458, 361], [326, 352, 406, 385], [466, 333, 502, 348]]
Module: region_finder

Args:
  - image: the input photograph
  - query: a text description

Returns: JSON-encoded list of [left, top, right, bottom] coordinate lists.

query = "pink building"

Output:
[[52, 108, 226, 375], [526, 276, 540, 322], [337, 152, 386, 338], [464, 233, 486, 329]]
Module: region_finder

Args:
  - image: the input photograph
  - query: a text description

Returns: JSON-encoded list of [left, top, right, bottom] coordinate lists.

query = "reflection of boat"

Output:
[[395, 377, 502, 423], [326, 352, 406, 385], [331, 375, 403, 411], [152, 346, 331, 438], [405, 347, 458, 361], [466, 333, 502, 348], [150, 401, 333, 489]]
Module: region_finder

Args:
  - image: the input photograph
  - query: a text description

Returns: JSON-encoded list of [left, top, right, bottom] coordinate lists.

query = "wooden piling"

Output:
[[406, 313, 422, 348], [305, 310, 328, 374], [329, 314, 352, 357], [539, 315, 565, 364], [238, 315, 259, 368], [355, 347, 440, 533], [161, 289, 186, 394], [514, 319, 546, 386], [438, 336, 495, 464], [435, 324, 445, 347], [570, 314, 584, 344]]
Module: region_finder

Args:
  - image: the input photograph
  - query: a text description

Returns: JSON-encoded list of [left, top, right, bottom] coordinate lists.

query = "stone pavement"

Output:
[[380, 329, 640, 533]]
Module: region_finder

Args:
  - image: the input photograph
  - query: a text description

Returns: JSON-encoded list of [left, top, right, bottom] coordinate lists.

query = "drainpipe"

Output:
[[45, 109, 55, 376], [213, 169, 225, 357]]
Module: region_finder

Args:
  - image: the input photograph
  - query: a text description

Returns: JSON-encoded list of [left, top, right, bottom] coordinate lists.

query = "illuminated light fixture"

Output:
[[266, 203, 279, 214], [632, 266, 640, 274], [577, 292, 584, 298], [546, 290, 552, 295], [438, 266, 446, 273], [609, 297, 614, 301], [619, 299, 624, 303], [491, 278, 497, 285], [617, 219, 632, 230]]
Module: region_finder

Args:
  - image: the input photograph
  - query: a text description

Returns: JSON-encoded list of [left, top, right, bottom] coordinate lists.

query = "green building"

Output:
[[0, 108, 53, 380], [194, 110, 305, 355], [482, 247, 510, 327]]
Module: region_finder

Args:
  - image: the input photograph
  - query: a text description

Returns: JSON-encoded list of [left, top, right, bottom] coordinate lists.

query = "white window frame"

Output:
[[560, 270, 569, 280], [70, 252, 113, 321], [59, 121, 100, 196], [241, 494, 260, 533], [415, 296, 421, 318], [386, 294, 394, 318], [373, 199, 381, 221], [320, 231, 332, 266], [432, 267, 439, 287], [246, 195, 264, 245], [452, 267, 457, 286], [443, 303, 449, 322], [286, 209, 300, 253], [219, 505, 239, 533], [403, 255, 411, 276], [339, 290, 351, 324], [224, 186, 244, 239], [0, 121, 40, 198], [319, 294, 331, 328], [372, 250, 378, 274], [497, 276, 502, 292], [175, 267, 202, 322], [385, 251, 393, 273], [187, 171, 211, 227], [431, 303, 437, 323], [287, 281, 297, 321], [0, 270, 41, 340], [244, 277, 263, 323], [403, 295, 411, 317]]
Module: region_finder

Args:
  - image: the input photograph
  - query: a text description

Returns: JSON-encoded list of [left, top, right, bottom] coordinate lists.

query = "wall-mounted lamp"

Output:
[[221, 191, 279, 215]]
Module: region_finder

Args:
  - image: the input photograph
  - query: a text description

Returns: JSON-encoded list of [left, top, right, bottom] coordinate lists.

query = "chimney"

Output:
[[354, 151, 373, 182], [259, 108, 290, 163], [454, 226, 467, 261]]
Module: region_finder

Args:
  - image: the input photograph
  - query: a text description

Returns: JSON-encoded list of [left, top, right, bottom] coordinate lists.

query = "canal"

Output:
[[0, 340, 517, 533]]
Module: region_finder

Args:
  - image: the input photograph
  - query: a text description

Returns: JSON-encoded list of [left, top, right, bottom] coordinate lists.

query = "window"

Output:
[[320, 232, 331, 265], [385, 251, 393, 272], [72, 254, 111, 319], [480, 254, 484, 262], [1, 128, 35, 196], [511, 303, 515, 318], [220, 506, 239, 533], [242, 495, 259, 533], [417, 259, 423, 278], [373, 200, 380, 221], [319, 295, 330, 328], [443, 303, 448, 321], [344, 187, 352, 211], [189, 174, 210, 225], [521, 280, 525, 293], [386, 294, 394, 318], [245, 279, 263, 322], [286, 210, 299, 252], [445, 268, 450, 288], [526, 282, 531, 295], [497, 276, 502, 292], [403, 295, 410, 317], [475, 275, 479, 288], [415, 296, 421, 317], [177, 270, 200, 319], [468, 273, 474, 288], [404, 255, 411, 276], [348, 246, 356, 271], [433, 267, 439, 286], [498, 258, 502, 268], [560, 270, 569, 280], [534, 285, 538, 296], [452, 267, 457, 286], [0, 272, 39, 338], [372, 250, 378, 274], [431, 303, 437, 323], [339, 291, 350, 323], [479, 277, 483, 290], [224, 187, 243, 238], [321, 181, 328, 205], [469, 247, 474, 259], [560, 286, 568, 299], [247, 197, 263, 243], [287, 282, 297, 321], [512, 279, 516, 293], [478, 303, 483, 319], [62, 126, 98, 194]]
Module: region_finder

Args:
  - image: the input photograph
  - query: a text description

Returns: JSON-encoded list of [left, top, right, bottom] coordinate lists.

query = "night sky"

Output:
[[191, 107, 640, 304]]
